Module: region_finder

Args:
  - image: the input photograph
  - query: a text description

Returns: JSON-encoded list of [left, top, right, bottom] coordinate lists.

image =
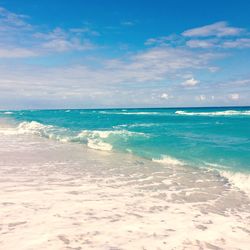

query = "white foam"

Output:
[[219, 170, 250, 196], [175, 110, 250, 116], [77, 129, 147, 139], [99, 111, 161, 115], [3, 111, 13, 115], [16, 121, 53, 136], [87, 139, 113, 151], [203, 162, 229, 169], [152, 155, 185, 166], [76, 129, 147, 152]]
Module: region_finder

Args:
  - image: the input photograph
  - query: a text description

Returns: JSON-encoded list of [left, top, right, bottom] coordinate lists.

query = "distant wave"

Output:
[[175, 110, 250, 116], [113, 123, 157, 129], [98, 111, 163, 115], [152, 155, 185, 166]]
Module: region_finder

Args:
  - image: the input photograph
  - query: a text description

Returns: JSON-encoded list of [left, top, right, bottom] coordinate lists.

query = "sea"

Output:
[[0, 106, 250, 249], [1, 106, 250, 192]]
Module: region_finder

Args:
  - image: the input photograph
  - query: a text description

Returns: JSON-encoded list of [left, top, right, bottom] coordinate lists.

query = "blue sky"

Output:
[[0, 0, 250, 109]]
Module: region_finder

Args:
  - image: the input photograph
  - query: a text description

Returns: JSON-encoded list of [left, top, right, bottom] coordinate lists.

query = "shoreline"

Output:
[[0, 132, 250, 249]]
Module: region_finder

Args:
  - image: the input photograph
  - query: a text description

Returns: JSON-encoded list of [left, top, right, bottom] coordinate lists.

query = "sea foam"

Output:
[[152, 155, 185, 166], [219, 170, 250, 196], [175, 110, 250, 116]]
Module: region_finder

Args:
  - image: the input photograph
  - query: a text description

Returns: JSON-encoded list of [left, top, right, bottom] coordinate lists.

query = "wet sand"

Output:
[[0, 132, 250, 250]]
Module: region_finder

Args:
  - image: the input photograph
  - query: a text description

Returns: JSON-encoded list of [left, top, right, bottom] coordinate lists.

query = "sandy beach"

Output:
[[0, 129, 250, 250]]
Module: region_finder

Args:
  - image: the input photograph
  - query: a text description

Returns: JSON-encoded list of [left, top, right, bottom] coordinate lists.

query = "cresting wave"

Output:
[[98, 111, 163, 115], [202, 161, 250, 196], [152, 155, 185, 166], [175, 110, 250, 116], [76, 129, 147, 151], [0, 120, 148, 152], [1, 119, 250, 195], [218, 170, 250, 196]]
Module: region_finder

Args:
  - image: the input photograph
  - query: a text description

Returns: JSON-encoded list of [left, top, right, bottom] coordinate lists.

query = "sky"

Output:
[[0, 0, 250, 109]]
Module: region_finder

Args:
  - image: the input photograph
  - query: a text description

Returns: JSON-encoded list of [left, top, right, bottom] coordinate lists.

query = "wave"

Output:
[[0, 121, 71, 142], [76, 129, 147, 151], [218, 170, 250, 196], [99, 111, 162, 115], [152, 155, 185, 166], [175, 110, 250, 116], [1, 120, 149, 152], [17, 121, 71, 142], [202, 161, 250, 196], [113, 123, 157, 129]]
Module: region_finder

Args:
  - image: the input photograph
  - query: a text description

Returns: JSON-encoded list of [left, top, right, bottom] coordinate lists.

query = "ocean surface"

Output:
[[1, 106, 250, 171], [0, 106, 250, 249]]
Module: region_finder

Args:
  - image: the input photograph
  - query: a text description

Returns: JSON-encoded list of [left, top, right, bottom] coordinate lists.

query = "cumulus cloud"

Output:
[[0, 7, 96, 58], [222, 38, 250, 48], [160, 93, 169, 100], [0, 48, 37, 58], [0, 6, 249, 108], [121, 21, 135, 26], [228, 93, 240, 100], [186, 39, 216, 48], [182, 77, 200, 87], [182, 21, 244, 37], [0, 6, 31, 31], [147, 21, 250, 50]]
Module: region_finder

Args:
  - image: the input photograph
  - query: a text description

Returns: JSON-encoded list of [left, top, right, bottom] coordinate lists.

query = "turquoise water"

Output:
[[1, 107, 250, 173]]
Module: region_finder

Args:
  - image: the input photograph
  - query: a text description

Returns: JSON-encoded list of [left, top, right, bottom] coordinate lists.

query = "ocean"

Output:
[[1, 106, 250, 170], [0, 106, 250, 249]]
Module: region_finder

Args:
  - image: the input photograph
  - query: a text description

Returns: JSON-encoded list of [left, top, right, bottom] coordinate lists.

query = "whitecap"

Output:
[[87, 139, 113, 151], [219, 170, 250, 196], [152, 155, 185, 166], [175, 110, 250, 116]]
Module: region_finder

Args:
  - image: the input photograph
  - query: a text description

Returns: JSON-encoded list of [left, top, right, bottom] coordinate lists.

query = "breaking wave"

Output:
[[0, 120, 148, 152], [219, 170, 250, 196], [16, 121, 71, 142], [175, 110, 250, 116], [76, 129, 147, 151], [152, 155, 185, 166], [99, 111, 163, 115]]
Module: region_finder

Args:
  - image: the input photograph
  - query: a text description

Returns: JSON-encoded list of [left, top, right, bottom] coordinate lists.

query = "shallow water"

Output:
[[0, 107, 250, 194], [0, 130, 250, 249], [1, 107, 250, 172]]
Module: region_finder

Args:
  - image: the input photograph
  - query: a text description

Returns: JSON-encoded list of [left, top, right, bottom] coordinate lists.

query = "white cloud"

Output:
[[0, 46, 216, 99], [182, 21, 244, 37], [0, 48, 37, 58], [186, 39, 217, 48], [41, 37, 93, 52], [182, 77, 200, 87], [160, 93, 169, 100], [186, 38, 250, 49], [0, 6, 249, 108], [229, 93, 240, 100], [222, 38, 250, 48], [146, 22, 250, 51], [0, 7, 96, 57], [121, 21, 135, 26], [0, 6, 31, 30]]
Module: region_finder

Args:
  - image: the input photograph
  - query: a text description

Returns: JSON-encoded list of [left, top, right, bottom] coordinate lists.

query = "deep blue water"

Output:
[[1, 106, 250, 173]]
